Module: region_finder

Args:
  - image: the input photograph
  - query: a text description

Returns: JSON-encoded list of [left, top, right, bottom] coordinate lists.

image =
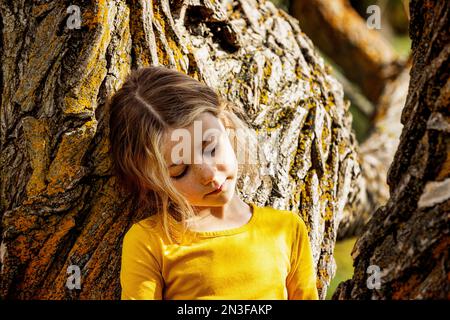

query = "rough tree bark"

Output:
[[0, 0, 384, 299], [289, 0, 404, 104], [334, 0, 449, 299], [289, 0, 412, 238]]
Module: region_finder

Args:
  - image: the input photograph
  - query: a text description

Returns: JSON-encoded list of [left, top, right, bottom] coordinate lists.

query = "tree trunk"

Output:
[[288, 0, 413, 239], [0, 0, 380, 299], [334, 0, 449, 299]]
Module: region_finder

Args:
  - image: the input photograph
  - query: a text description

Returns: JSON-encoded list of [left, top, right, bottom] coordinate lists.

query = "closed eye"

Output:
[[172, 166, 188, 179], [171, 143, 217, 179]]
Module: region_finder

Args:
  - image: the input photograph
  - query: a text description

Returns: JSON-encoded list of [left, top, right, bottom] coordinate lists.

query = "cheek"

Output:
[[172, 178, 202, 199], [172, 180, 190, 195]]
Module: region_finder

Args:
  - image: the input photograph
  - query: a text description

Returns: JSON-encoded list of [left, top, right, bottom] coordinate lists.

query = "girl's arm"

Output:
[[286, 215, 319, 300], [120, 224, 164, 300]]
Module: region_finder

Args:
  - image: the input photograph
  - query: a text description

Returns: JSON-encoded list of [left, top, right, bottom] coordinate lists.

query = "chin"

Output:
[[196, 192, 234, 207]]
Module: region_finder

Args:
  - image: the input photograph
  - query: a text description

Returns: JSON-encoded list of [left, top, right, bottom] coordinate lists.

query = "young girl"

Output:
[[108, 66, 319, 300]]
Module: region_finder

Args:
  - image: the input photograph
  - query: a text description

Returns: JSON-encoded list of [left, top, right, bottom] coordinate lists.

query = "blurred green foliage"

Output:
[[349, 103, 372, 142], [269, 0, 289, 12], [391, 35, 411, 58], [326, 237, 357, 299]]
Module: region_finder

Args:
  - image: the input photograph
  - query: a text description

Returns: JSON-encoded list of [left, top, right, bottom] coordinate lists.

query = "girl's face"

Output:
[[162, 112, 239, 207]]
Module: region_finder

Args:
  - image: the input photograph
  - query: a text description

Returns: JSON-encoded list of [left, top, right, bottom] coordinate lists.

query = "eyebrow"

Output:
[[168, 139, 212, 168]]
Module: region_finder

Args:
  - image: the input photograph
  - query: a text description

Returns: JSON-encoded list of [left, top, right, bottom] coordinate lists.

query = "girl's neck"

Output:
[[188, 194, 251, 224]]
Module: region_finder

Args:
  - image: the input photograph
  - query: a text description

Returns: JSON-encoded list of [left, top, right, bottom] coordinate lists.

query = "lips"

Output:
[[207, 180, 225, 195]]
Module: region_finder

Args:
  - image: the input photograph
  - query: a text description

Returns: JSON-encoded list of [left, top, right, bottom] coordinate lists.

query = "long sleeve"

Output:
[[286, 215, 319, 300], [120, 223, 164, 300]]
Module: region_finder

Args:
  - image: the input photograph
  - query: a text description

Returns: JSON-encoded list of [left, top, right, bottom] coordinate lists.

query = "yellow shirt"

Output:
[[120, 202, 319, 300]]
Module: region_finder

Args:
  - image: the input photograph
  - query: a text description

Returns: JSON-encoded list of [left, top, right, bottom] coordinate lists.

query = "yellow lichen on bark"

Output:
[[18, 214, 77, 297], [152, 3, 170, 67], [12, 4, 65, 112], [151, 2, 186, 71], [46, 119, 97, 195], [45, 178, 125, 298], [63, 0, 111, 115], [22, 117, 51, 198], [110, 5, 132, 90]]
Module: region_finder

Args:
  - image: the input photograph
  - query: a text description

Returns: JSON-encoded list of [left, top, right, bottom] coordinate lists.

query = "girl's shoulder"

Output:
[[256, 204, 298, 219], [124, 214, 163, 241], [256, 204, 307, 231], [135, 213, 162, 230]]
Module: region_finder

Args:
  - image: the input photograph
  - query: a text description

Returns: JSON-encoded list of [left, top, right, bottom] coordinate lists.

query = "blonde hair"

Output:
[[108, 66, 258, 243]]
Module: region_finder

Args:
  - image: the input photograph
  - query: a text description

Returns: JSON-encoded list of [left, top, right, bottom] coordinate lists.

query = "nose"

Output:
[[193, 161, 221, 188]]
